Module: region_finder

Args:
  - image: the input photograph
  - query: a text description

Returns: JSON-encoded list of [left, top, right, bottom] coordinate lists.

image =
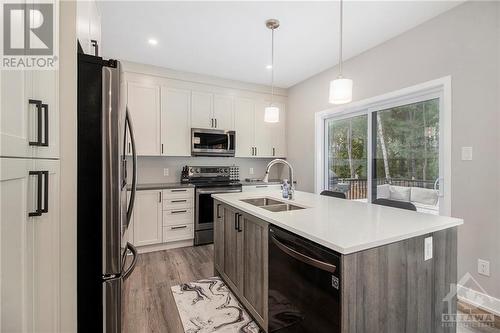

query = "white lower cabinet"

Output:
[[132, 190, 162, 247], [130, 188, 194, 251], [0, 158, 60, 333]]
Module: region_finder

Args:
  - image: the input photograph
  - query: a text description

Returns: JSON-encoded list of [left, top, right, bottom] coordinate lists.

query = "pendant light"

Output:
[[264, 19, 280, 123], [329, 0, 353, 104]]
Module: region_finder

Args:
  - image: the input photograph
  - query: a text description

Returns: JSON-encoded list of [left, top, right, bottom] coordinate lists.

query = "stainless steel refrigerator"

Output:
[[77, 53, 138, 333]]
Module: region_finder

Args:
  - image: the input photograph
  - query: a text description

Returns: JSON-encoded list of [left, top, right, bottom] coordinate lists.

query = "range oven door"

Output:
[[191, 128, 235, 157], [195, 187, 241, 244]]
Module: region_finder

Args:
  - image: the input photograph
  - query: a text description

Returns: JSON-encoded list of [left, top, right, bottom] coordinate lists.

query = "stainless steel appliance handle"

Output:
[[196, 188, 242, 194], [126, 107, 137, 225], [227, 133, 231, 151], [121, 242, 138, 280], [270, 235, 337, 273]]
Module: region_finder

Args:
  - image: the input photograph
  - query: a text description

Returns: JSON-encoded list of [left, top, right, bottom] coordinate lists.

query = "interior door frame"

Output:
[[315, 76, 452, 216]]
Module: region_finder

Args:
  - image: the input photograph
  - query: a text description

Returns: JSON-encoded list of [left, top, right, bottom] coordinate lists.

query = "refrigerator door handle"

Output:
[[121, 242, 138, 280], [125, 107, 137, 226]]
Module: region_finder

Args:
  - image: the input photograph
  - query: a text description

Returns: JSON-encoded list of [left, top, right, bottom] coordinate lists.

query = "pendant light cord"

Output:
[[338, 0, 343, 77], [271, 27, 275, 104]]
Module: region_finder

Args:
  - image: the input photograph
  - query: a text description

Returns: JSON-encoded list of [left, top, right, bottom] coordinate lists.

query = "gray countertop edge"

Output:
[[128, 183, 195, 191]]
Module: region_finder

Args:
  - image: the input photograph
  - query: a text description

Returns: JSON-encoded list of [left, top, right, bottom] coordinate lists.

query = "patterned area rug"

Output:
[[171, 276, 261, 333]]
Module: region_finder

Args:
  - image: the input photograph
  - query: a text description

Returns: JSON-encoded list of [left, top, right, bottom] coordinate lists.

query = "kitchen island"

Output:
[[212, 189, 463, 333]]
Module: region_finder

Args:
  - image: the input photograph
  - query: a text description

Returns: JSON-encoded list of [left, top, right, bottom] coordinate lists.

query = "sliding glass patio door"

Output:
[[324, 92, 446, 215]]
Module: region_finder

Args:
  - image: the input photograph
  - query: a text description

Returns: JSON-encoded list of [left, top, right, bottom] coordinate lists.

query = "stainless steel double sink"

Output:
[[240, 197, 306, 212]]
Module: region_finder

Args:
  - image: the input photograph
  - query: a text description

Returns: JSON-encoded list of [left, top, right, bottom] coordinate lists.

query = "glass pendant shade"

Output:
[[264, 106, 280, 123], [329, 77, 353, 104]]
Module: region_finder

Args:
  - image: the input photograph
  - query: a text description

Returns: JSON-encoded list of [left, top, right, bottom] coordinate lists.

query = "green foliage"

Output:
[[327, 99, 440, 182]]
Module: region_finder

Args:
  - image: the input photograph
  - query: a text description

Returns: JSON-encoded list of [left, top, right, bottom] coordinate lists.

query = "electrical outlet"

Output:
[[249, 168, 254, 175], [424, 237, 433, 261], [461, 147, 473, 161], [478, 259, 490, 276], [163, 168, 169, 177]]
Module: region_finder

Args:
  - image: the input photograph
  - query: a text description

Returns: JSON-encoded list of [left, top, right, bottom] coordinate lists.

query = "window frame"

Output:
[[315, 76, 451, 215]]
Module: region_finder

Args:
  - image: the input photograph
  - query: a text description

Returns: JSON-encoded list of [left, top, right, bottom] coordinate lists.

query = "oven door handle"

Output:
[[196, 189, 242, 194], [270, 235, 337, 273]]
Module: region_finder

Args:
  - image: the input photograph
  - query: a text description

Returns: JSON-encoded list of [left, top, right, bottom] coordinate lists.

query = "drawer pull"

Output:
[[171, 210, 187, 214], [256, 185, 268, 188], [171, 199, 187, 203], [171, 189, 187, 192], [171, 225, 188, 230]]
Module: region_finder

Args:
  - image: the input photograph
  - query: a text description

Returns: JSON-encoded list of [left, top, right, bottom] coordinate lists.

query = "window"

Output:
[[317, 78, 451, 215]]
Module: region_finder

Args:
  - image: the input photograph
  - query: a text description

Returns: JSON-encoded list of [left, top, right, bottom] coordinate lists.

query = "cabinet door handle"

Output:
[[159, 191, 162, 203], [28, 170, 48, 216], [237, 214, 242, 232], [273, 147, 275, 156], [171, 225, 188, 230], [28, 100, 49, 147], [171, 199, 187, 203], [255, 147, 257, 156], [234, 212, 239, 230], [211, 118, 214, 128], [171, 189, 187, 192], [171, 210, 187, 214], [161, 143, 164, 154], [215, 118, 217, 128], [216, 204, 222, 218]]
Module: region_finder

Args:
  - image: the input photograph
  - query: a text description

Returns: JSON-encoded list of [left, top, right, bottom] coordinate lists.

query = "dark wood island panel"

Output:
[[341, 228, 457, 333]]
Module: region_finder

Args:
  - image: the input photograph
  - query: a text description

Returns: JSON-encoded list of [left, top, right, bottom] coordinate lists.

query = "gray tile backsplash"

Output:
[[134, 156, 285, 184]]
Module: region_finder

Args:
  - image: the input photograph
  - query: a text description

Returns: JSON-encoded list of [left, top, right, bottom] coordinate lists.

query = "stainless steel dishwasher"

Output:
[[268, 226, 341, 332]]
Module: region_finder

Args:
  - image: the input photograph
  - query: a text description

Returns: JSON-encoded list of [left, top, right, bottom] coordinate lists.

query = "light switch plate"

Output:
[[249, 168, 254, 175], [163, 168, 169, 176], [461, 147, 473, 161], [424, 237, 433, 261], [478, 259, 490, 276]]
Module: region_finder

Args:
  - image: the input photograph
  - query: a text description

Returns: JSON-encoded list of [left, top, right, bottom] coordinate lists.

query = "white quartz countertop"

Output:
[[212, 189, 463, 255]]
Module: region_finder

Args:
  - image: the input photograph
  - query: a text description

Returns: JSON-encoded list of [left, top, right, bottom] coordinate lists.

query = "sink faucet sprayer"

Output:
[[263, 159, 295, 200]]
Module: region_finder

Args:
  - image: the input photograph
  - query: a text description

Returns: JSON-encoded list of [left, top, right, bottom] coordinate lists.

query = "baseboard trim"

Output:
[[458, 284, 500, 329], [136, 239, 194, 254]]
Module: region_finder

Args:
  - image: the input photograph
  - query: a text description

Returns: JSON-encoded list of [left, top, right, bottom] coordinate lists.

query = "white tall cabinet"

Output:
[[0, 159, 60, 332]]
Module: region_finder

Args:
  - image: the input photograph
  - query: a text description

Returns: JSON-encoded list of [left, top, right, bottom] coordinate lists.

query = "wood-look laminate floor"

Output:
[[122, 245, 214, 333], [122, 244, 499, 333]]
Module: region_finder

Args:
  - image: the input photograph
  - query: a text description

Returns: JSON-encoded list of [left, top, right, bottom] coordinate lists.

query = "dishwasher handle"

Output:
[[270, 235, 337, 274]]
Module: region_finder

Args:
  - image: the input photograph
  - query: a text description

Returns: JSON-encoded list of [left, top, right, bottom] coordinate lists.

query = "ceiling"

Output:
[[98, 1, 463, 88]]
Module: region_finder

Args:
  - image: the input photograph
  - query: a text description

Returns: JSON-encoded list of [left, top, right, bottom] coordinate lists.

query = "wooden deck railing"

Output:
[[328, 178, 436, 200]]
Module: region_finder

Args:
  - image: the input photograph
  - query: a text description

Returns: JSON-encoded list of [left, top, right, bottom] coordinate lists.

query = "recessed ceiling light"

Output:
[[148, 38, 158, 46], [266, 64, 273, 69]]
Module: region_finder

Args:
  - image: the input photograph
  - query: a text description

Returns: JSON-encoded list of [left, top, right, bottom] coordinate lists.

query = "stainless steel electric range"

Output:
[[181, 166, 241, 245]]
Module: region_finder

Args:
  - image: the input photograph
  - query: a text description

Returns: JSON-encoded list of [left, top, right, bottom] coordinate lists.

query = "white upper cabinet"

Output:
[[191, 91, 213, 129], [270, 102, 286, 158], [127, 81, 161, 156], [254, 101, 274, 158], [122, 67, 286, 158], [234, 98, 255, 158], [162, 87, 191, 156], [191, 92, 235, 130], [213, 95, 234, 130], [0, 69, 59, 159], [77, 0, 101, 55]]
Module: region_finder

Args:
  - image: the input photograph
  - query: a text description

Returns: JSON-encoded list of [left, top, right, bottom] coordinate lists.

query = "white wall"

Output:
[[287, 1, 500, 299]]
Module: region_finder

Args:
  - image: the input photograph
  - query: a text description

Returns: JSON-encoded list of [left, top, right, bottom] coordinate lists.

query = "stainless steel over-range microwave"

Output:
[[191, 128, 235, 157]]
